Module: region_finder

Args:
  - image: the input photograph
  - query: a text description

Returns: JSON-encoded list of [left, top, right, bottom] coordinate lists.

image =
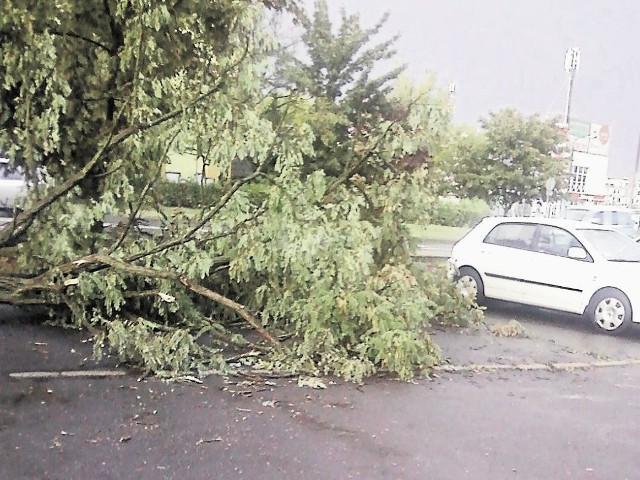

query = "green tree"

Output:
[[274, 0, 406, 177], [0, 0, 477, 382], [439, 109, 565, 213]]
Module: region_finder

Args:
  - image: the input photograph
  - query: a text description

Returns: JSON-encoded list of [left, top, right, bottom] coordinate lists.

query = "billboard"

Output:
[[588, 123, 611, 156], [568, 120, 611, 156]]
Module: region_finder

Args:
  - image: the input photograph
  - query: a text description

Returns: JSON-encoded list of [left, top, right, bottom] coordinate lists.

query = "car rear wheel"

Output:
[[587, 288, 632, 334], [457, 267, 485, 304]]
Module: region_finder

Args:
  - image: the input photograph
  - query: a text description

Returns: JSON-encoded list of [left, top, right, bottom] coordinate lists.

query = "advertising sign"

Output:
[[567, 120, 611, 156], [588, 123, 611, 156]]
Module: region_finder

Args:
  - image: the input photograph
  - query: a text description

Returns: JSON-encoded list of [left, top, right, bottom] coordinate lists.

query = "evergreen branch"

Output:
[[48, 30, 113, 53]]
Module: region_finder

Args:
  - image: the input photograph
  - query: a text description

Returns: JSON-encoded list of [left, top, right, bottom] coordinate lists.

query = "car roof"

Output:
[[565, 204, 633, 212], [479, 216, 613, 231]]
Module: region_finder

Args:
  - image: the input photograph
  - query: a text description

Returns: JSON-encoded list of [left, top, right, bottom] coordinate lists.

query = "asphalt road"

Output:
[[3, 301, 640, 479]]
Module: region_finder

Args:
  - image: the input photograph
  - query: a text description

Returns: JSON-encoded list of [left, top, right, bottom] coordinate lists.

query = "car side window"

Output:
[[483, 223, 537, 250], [534, 226, 572, 255], [533, 225, 592, 261]]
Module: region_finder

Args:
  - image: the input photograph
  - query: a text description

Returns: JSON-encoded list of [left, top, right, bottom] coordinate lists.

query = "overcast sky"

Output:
[[299, 0, 640, 177]]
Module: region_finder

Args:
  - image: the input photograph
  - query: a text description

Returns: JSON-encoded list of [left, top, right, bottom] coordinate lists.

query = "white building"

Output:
[[564, 120, 611, 204], [605, 178, 630, 206]]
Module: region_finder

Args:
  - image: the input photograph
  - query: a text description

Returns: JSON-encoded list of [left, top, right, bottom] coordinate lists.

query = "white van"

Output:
[[563, 205, 638, 237]]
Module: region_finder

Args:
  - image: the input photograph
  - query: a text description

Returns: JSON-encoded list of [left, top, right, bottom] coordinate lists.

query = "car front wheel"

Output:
[[457, 267, 485, 304], [587, 288, 632, 334]]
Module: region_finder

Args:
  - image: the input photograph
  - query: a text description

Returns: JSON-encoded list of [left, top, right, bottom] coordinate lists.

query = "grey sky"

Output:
[[301, 0, 640, 177]]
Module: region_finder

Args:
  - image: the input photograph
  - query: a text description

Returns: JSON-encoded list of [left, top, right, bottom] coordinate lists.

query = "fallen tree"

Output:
[[0, 0, 480, 381]]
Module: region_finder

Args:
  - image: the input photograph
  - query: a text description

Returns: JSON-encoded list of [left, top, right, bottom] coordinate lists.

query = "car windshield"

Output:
[[579, 228, 640, 262], [564, 209, 589, 221]]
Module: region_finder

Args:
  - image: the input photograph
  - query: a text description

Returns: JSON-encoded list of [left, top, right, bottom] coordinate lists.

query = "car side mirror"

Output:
[[567, 246, 587, 260]]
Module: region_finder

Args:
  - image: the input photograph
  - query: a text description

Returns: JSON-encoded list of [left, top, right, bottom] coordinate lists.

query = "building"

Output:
[[605, 177, 630, 206], [561, 120, 611, 204], [163, 150, 221, 184], [603, 177, 640, 207]]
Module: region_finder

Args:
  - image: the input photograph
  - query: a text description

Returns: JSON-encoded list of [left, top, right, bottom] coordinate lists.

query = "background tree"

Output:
[[438, 109, 565, 213], [0, 0, 476, 381], [274, 0, 406, 177]]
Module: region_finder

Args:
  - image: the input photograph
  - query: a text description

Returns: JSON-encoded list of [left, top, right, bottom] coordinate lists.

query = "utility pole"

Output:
[[563, 47, 581, 127], [556, 47, 580, 215]]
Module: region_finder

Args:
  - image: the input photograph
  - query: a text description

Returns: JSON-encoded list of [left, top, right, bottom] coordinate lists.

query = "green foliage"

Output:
[[224, 170, 478, 381], [0, 0, 478, 383], [437, 110, 565, 212], [279, 0, 404, 111], [273, 0, 409, 177], [426, 198, 490, 227], [153, 181, 221, 208]]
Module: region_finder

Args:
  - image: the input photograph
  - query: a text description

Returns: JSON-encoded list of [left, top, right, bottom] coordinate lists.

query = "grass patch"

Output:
[[409, 224, 470, 242]]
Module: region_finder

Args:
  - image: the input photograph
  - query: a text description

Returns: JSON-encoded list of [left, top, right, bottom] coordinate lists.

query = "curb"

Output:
[[433, 358, 640, 374], [9, 369, 127, 379]]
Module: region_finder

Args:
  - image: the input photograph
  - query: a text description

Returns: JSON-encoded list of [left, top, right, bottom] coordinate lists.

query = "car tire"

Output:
[[587, 288, 632, 334], [457, 267, 485, 304]]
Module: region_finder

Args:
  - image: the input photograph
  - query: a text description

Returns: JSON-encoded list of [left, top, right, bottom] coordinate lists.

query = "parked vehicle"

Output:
[[562, 204, 638, 237], [0, 157, 27, 215], [448, 216, 640, 334]]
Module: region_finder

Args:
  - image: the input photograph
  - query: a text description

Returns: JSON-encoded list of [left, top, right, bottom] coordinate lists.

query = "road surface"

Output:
[[3, 301, 640, 479]]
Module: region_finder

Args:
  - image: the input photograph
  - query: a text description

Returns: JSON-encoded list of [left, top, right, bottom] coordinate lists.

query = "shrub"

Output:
[[154, 181, 221, 208], [427, 198, 490, 227]]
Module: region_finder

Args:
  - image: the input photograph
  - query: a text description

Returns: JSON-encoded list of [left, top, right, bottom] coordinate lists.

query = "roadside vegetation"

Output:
[[0, 0, 562, 381]]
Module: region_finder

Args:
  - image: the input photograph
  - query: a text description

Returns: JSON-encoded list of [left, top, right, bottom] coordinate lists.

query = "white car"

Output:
[[0, 157, 27, 213], [563, 204, 638, 237], [449, 216, 640, 334]]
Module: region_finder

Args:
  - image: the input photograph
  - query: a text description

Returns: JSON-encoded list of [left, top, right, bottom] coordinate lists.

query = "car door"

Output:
[[520, 225, 596, 313], [479, 222, 538, 303]]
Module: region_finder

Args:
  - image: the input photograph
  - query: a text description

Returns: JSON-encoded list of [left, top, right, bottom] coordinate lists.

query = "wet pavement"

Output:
[[2, 303, 640, 479]]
